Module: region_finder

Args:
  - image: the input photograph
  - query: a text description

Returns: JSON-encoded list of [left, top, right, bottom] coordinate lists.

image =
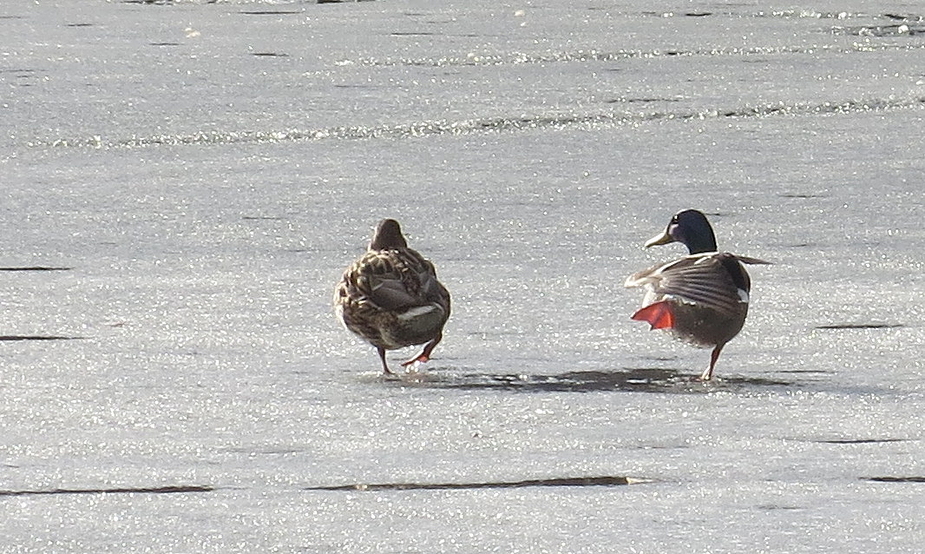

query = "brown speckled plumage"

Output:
[[334, 219, 451, 374]]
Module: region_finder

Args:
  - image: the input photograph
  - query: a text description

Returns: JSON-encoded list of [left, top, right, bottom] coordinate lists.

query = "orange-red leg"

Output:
[[401, 333, 442, 367], [377, 347, 394, 375], [700, 344, 724, 381]]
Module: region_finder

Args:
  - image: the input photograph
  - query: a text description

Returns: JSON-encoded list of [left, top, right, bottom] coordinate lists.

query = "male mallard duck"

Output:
[[624, 209, 769, 380], [334, 219, 451, 374]]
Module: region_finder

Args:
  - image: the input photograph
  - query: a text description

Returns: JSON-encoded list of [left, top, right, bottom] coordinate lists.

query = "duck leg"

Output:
[[700, 344, 724, 381], [377, 347, 394, 375], [400, 333, 443, 367]]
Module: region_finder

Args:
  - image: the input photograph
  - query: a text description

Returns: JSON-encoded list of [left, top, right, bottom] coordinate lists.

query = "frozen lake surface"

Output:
[[2, 0, 925, 552]]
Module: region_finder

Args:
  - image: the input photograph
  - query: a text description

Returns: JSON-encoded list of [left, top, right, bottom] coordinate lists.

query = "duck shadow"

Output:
[[390, 367, 793, 394]]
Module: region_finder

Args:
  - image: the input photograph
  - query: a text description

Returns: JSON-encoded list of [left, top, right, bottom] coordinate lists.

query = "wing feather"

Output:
[[626, 253, 751, 318]]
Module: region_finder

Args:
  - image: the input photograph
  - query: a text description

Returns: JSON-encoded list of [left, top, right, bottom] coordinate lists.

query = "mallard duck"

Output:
[[334, 219, 451, 374], [624, 209, 769, 380]]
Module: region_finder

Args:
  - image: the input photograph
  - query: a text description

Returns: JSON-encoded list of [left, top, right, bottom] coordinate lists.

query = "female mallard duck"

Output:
[[334, 219, 451, 374], [624, 209, 769, 380]]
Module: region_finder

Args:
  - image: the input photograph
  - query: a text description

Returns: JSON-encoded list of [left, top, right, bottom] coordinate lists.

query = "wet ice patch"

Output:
[[380, 367, 794, 394]]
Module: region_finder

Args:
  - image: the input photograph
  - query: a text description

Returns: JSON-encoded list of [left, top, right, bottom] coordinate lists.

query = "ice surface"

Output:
[[2, 0, 925, 552]]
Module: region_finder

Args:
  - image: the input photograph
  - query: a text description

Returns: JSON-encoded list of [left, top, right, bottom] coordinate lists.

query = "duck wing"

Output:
[[626, 253, 759, 318], [351, 248, 449, 314], [734, 255, 772, 266]]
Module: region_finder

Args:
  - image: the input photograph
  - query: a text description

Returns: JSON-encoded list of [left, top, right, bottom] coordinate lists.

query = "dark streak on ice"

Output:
[[306, 476, 633, 492], [607, 97, 681, 104], [0, 266, 71, 271], [816, 323, 904, 330], [0, 336, 81, 341], [0, 485, 215, 497], [757, 504, 804, 511], [779, 193, 827, 199], [776, 368, 833, 374], [865, 476, 925, 483], [240, 11, 302, 16], [816, 438, 909, 444]]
